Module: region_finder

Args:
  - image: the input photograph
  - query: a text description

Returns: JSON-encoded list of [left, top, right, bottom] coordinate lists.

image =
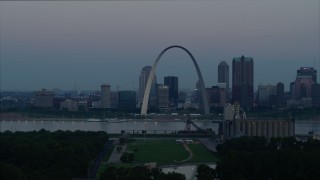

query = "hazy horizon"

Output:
[[1, 0, 319, 92]]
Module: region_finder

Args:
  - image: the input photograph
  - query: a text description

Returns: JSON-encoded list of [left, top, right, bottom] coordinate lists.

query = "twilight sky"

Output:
[[0, 0, 319, 92]]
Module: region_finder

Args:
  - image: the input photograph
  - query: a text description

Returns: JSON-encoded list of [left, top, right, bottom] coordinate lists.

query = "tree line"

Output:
[[215, 136, 320, 180], [0, 130, 109, 180], [100, 166, 186, 180]]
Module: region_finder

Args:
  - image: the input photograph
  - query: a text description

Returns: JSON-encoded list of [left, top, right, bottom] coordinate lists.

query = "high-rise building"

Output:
[[277, 82, 285, 107], [101, 83, 111, 108], [218, 61, 229, 100], [232, 55, 254, 108], [34, 88, 54, 108], [110, 91, 118, 108], [164, 76, 179, 106], [257, 85, 277, 106], [256, 83, 285, 107], [139, 66, 157, 104], [158, 85, 169, 110], [206, 86, 227, 108], [291, 67, 316, 100], [206, 86, 220, 107], [297, 67, 317, 83], [118, 91, 136, 108], [312, 83, 320, 106]]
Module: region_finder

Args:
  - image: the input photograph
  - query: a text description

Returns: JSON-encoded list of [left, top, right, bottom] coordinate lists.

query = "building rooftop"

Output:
[[101, 83, 110, 87], [233, 55, 253, 61]]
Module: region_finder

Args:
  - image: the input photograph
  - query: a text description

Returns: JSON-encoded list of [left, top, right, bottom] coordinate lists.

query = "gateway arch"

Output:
[[141, 45, 210, 115]]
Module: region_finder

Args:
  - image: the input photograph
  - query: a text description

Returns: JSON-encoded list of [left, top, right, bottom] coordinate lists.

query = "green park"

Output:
[[124, 139, 218, 165], [2, 131, 320, 180]]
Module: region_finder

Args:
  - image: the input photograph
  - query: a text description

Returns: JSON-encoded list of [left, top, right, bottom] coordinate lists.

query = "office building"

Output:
[[297, 67, 317, 83], [311, 83, 320, 107], [291, 67, 316, 100], [312, 83, 320, 106], [277, 82, 285, 107], [110, 91, 118, 108], [60, 99, 76, 111], [158, 85, 169, 110], [118, 91, 136, 108], [232, 56, 254, 108], [218, 61, 230, 100], [257, 85, 277, 106], [207, 86, 227, 107], [164, 76, 178, 106], [34, 88, 54, 108], [139, 66, 157, 103], [206, 86, 220, 107], [101, 83, 111, 108], [256, 83, 285, 107]]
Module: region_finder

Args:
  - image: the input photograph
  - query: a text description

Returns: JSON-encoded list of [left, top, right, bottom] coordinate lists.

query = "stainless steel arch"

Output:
[[140, 45, 210, 115]]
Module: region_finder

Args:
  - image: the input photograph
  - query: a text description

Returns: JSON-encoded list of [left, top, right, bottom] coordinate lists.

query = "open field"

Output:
[[125, 139, 218, 165], [187, 143, 218, 163], [126, 139, 189, 164]]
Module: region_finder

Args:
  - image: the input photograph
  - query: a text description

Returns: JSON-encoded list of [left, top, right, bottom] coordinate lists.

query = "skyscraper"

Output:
[[312, 83, 320, 106], [297, 67, 317, 83], [118, 91, 136, 108], [232, 55, 254, 108], [139, 66, 157, 104], [291, 67, 316, 100], [164, 76, 178, 106], [257, 85, 277, 106], [277, 82, 285, 107], [218, 61, 229, 100], [101, 83, 111, 108], [158, 85, 169, 110]]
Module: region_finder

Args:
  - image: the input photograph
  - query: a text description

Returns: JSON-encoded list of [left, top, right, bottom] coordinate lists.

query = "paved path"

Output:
[[108, 142, 127, 163], [179, 143, 193, 163]]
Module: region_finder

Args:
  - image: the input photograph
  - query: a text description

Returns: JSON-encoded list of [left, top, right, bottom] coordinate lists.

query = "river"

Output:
[[0, 119, 319, 134]]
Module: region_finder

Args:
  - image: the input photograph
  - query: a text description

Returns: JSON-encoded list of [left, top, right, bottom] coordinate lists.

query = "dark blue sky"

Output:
[[0, 0, 319, 91]]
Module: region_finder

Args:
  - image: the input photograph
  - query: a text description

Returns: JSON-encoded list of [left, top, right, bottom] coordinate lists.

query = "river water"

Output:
[[0, 119, 319, 134]]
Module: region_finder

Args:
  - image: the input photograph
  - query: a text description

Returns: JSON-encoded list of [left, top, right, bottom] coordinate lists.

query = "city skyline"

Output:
[[0, 0, 319, 91]]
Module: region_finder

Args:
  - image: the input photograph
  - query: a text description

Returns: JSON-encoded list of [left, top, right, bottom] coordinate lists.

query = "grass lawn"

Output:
[[187, 143, 218, 163], [126, 139, 189, 165]]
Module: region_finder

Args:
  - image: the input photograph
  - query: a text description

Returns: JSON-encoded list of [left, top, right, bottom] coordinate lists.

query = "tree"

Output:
[[119, 133, 130, 144], [196, 164, 215, 180], [120, 152, 134, 163], [116, 145, 123, 153], [1, 131, 109, 180], [157, 172, 186, 180], [0, 163, 26, 180], [215, 136, 320, 180]]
